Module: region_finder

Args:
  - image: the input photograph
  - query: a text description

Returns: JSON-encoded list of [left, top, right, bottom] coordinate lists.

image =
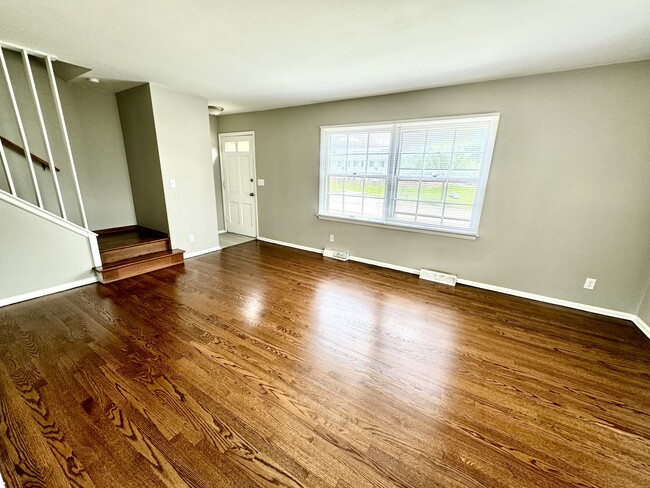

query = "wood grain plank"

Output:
[[0, 240, 648, 487]]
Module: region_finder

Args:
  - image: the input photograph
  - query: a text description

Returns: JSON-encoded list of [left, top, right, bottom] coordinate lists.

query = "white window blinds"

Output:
[[319, 113, 500, 236]]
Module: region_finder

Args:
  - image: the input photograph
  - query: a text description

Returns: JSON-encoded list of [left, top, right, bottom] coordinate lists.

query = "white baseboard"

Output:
[[184, 246, 222, 259], [0, 276, 98, 308], [456, 278, 635, 321], [257, 236, 648, 338], [0, 189, 93, 238], [348, 255, 419, 275], [218, 230, 227, 234], [632, 316, 650, 340], [257, 236, 323, 254]]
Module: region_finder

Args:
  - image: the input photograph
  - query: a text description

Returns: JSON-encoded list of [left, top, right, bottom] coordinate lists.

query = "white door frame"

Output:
[[218, 131, 259, 238]]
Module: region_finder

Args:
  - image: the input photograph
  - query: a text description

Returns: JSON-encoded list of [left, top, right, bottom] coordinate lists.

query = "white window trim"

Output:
[[318, 113, 500, 237], [316, 214, 478, 240]]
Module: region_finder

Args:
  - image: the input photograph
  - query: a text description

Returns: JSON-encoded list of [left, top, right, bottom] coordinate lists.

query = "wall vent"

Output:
[[419, 269, 457, 286], [323, 248, 350, 261]]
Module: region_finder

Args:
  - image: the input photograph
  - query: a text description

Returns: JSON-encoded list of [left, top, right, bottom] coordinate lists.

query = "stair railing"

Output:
[[0, 136, 61, 172], [0, 40, 99, 267], [0, 41, 88, 229]]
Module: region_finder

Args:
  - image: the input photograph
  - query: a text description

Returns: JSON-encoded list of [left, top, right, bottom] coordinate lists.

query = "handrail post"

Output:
[[0, 141, 16, 195], [45, 55, 88, 229], [22, 50, 67, 219], [0, 46, 44, 208]]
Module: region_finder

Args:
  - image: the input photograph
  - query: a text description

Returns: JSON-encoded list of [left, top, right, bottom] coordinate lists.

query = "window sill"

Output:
[[316, 214, 478, 240]]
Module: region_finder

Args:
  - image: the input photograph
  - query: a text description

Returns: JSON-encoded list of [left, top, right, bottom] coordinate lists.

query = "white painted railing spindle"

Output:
[[44, 55, 88, 229], [22, 49, 67, 219], [0, 141, 16, 195], [0, 46, 44, 208]]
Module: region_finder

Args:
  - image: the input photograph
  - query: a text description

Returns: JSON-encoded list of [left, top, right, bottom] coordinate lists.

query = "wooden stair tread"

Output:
[[96, 249, 184, 272], [99, 236, 169, 253], [96, 226, 169, 252]]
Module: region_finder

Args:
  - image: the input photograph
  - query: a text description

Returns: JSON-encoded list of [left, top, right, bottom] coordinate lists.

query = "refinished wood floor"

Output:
[[0, 241, 648, 487]]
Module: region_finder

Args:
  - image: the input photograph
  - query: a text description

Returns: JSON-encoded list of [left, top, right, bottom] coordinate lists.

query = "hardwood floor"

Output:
[[0, 241, 648, 487]]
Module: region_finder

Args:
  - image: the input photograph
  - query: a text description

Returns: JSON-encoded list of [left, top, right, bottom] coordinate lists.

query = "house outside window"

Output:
[[318, 113, 500, 237]]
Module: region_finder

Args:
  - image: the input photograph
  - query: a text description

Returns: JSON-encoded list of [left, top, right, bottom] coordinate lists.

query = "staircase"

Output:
[[94, 226, 185, 283]]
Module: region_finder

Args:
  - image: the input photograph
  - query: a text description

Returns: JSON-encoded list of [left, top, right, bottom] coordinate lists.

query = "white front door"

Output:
[[219, 133, 257, 237]]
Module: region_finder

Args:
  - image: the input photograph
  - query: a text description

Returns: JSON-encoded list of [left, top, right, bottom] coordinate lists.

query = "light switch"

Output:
[[170, 179, 176, 189], [257, 179, 265, 186]]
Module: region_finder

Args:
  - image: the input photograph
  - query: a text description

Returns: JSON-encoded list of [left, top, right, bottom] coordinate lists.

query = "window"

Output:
[[318, 113, 499, 236]]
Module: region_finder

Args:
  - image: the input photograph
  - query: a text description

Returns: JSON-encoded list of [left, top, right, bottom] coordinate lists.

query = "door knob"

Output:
[[249, 192, 255, 197]]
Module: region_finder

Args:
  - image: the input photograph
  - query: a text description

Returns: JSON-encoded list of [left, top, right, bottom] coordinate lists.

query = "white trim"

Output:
[[456, 278, 636, 321], [0, 189, 93, 238], [251, 131, 260, 238], [0, 40, 58, 59], [46, 55, 89, 229], [348, 255, 419, 275], [218, 229, 228, 234], [23, 49, 67, 219], [88, 233, 102, 268], [217, 130, 257, 138], [318, 113, 499, 238], [316, 214, 478, 240], [257, 236, 323, 254], [0, 276, 98, 308], [632, 316, 650, 340], [256, 236, 648, 338], [320, 112, 502, 130], [0, 46, 43, 208], [184, 246, 222, 259], [218, 134, 230, 234], [257, 235, 422, 276], [217, 131, 259, 238], [0, 140, 16, 196]]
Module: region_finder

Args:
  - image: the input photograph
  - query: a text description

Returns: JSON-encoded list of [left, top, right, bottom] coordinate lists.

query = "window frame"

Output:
[[318, 113, 500, 237]]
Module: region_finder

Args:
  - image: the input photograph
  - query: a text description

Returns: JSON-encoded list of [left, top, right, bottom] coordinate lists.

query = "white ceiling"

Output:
[[2, 0, 650, 113]]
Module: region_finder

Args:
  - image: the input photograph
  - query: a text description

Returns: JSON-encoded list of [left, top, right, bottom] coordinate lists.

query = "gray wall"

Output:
[[209, 116, 226, 232], [638, 257, 650, 324], [116, 84, 169, 233], [0, 50, 66, 214], [0, 50, 136, 230], [639, 283, 650, 325], [64, 82, 136, 230], [0, 202, 95, 301], [218, 61, 650, 314], [149, 85, 220, 253]]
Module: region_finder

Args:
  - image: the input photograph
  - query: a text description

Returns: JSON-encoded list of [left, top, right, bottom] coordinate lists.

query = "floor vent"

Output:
[[323, 248, 350, 261], [419, 269, 457, 286]]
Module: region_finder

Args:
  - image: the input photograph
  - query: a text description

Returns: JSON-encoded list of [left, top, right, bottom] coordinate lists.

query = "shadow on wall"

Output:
[[210, 115, 225, 232]]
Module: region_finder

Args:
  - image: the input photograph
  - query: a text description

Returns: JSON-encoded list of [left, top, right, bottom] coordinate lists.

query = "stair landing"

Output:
[[94, 226, 184, 283]]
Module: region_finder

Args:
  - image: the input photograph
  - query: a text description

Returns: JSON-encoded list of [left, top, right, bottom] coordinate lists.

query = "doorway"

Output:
[[218, 132, 258, 246]]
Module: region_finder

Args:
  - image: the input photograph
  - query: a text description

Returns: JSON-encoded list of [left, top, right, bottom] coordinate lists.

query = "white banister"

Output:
[[0, 40, 58, 60], [0, 41, 98, 276], [22, 50, 67, 219], [45, 55, 89, 229], [0, 46, 44, 208], [0, 141, 16, 195]]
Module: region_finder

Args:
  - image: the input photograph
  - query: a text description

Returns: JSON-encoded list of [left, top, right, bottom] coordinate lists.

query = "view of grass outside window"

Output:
[[319, 114, 500, 235]]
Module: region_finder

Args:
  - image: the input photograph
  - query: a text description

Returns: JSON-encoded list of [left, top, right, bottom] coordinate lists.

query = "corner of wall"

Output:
[[116, 83, 170, 234]]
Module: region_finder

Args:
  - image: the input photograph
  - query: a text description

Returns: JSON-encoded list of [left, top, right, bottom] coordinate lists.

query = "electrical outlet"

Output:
[[170, 179, 176, 189], [583, 278, 597, 290], [188, 234, 195, 243], [329, 234, 334, 243]]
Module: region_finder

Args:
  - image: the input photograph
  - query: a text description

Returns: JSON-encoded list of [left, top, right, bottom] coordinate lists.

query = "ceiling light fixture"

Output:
[[208, 105, 224, 116], [87, 77, 100, 84]]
